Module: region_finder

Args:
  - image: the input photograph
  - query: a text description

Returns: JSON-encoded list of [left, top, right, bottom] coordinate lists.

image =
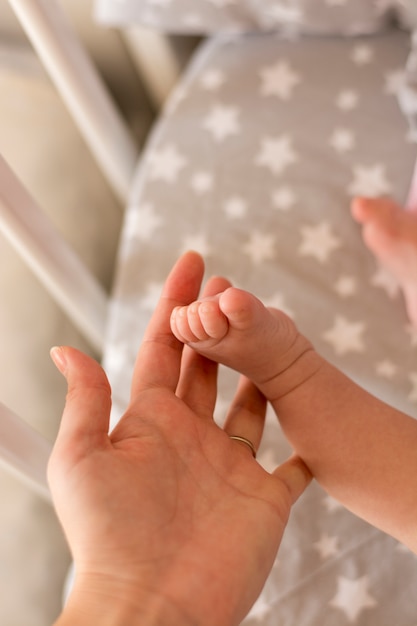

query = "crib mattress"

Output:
[[103, 29, 417, 625]]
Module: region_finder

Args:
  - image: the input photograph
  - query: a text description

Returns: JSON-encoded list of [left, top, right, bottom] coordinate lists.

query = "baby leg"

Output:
[[171, 287, 316, 400], [351, 196, 417, 326]]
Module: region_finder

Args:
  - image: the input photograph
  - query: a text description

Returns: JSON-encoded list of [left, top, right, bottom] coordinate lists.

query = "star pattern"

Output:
[[147, 143, 187, 183], [259, 60, 301, 100], [190, 170, 214, 194], [180, 233, 211, 256], [313, 533, 340, 560], [247, 592, 272, 622], [255, 135, 298, 175], [243, 231, 276, 264], [263, 292, 295, 319], [329, 128, 355, 153], [336, 89, 359, 111], [334, 275, 358, 297], [298, 221, 341, 263], [323, 495, 345, 513], [384, 69, 404, 95], [223, 195, 248, 219], [348, 164, 392, 197], [376, 359, 398, 378], [351, 44, 374, 65], [203, 104, 241, 142], [323, 316, 366, 355], [266, 4, 303, 25], [371, 265, 400, 298], [330, 576, 377, 622], [200, 68, 226, 91], [99, 12, 417, 626], [126, 202, 163, 241], [140, 281, 164, 311], [271, 185, 296, 211]]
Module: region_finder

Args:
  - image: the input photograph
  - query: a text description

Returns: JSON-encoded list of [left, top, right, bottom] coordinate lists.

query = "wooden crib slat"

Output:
[[0, 154, 108, 353], [8, 0, 138, 205], [0, 402, 52, 502]]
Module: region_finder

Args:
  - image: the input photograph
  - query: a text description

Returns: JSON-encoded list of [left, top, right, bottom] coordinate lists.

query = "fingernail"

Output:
[[50, 346, 67, 375]]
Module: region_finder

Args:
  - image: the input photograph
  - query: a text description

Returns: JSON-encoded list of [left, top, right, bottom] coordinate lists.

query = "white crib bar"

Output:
[[0, 155, 108, 354], [0, 402, 52, 502], [123, 28, 181, 107], [7, 0, 138, 205]]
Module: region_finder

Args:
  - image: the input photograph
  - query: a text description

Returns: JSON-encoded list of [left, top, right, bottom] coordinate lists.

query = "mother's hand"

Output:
[[49, 252, 311, 626]]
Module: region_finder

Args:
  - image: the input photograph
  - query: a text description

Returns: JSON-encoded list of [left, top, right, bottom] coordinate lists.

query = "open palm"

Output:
[[48, 252, 311, 626]]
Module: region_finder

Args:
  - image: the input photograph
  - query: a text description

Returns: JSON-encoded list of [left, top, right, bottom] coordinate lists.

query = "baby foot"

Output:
[[171, 287, 316, 400], [351, 197, 417, 327]]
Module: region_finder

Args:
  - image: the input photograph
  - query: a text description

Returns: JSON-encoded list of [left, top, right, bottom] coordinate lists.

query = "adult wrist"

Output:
[[53, 577, 197, 626]]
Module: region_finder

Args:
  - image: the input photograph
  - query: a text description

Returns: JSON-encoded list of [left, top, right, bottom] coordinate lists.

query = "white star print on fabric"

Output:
[[272, 185, 296, 211], [126, 202, 162, 241], [376, 359, 398, 378], [323, 495, 344, 513], [247, 592, 272, 622], [334, 275, 358, 297], [243, 231, 276, 264], [329, 128, 355, 153], [259, 60, 301, 100], [351, 44, 374, 65], [313, 533, 340, 560], [203, 104, 241, 142], [336, 89, 359, 111], [140, 281, 164, 311], [190, 171, 214, 194], [98, 21, 417, 624], [223, 196, 248, 219], [148, 144, 187, 183], [348, 164, 392, 196], [200, 68, 226, 91], [263, 292, 295, 319], [323, 316, 366, 355], [266, 4, 303, 25], [329, 576, 377, 622], [384, 69, 404, 95], [255, 135, 298, 175], [370, 265, 400, 298], [181, 233, 211, 256], [298, 221, 341, 263], [182, 13, 203, 27]]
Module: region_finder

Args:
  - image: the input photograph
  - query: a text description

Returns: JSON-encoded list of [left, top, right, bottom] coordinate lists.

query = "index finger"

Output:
[[130, 251, 205, 398]]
